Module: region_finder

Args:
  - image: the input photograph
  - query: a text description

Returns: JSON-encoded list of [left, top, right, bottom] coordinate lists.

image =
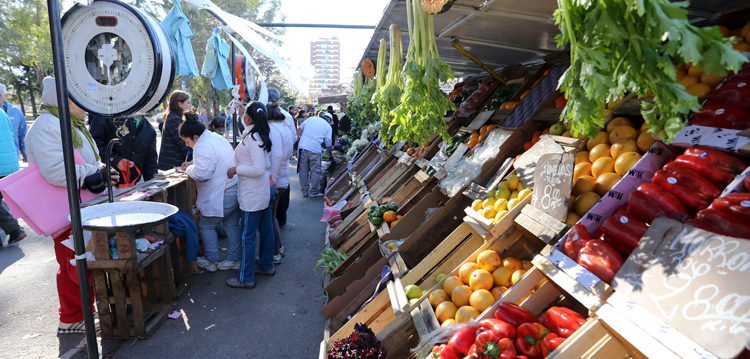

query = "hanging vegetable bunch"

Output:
[[387, 0, 456, 146], [347, 70, 378, 140], [373, 24, 404, 142], [554, 0, 747, 140]]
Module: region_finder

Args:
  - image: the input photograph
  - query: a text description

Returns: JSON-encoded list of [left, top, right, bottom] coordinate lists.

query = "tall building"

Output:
[[310, 37, 341, 98]]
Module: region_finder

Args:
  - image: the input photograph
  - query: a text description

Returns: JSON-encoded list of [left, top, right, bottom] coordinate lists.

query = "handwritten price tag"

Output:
[[531, 153, 574, 221]]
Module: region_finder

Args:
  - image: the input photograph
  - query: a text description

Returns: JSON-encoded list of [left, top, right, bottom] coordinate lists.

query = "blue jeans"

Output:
[[238, 186, 275, 283], [199, 184, 242, 262]]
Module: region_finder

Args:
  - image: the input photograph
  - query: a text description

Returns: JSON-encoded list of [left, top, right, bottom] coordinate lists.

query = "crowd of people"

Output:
[[0, 78, 342, 334]]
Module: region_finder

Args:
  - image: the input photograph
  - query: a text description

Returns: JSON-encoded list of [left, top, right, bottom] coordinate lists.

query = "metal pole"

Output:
[[254, 23, 376, 29], [451, 39, 505, 83], [231, 42, 238, 148], [45, 0, 99, 357]]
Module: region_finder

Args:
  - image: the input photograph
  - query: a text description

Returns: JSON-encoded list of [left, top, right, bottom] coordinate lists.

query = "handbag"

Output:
[[0, 151, 102, 237]]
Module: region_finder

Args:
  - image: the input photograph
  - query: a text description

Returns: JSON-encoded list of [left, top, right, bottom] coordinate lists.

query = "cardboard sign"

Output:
[[513, 135, 564, 189], [531, 152, 574, 221], [613, 218, 750, 358]]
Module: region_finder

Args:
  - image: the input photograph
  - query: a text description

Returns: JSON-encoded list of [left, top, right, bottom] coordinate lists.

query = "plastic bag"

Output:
[[320, 206, 341, 223], [439, 159, 482, 197], [379, 238, 405, 257]]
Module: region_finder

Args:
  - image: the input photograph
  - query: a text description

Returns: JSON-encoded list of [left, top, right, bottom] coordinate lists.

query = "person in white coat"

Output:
[[179, 112, 242, 273], [225, 102, 275, 288], [267, 104, 294, 262], [25, 76, 118, 334]]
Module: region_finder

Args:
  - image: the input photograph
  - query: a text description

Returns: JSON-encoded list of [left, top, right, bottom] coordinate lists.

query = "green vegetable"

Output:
[[375, 24, 405, 142], [385, 0, 455, 146], [315, 248, 349, 274], [348, 71, 378, 141], [554, 0, 748, 139]]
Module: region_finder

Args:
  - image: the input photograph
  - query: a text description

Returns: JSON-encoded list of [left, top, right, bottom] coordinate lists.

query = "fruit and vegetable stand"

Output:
[[320, 0, 750, 358]]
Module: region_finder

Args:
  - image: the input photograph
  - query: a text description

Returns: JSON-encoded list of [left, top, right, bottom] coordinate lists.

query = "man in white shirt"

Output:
[[296, 114, 331, 197]]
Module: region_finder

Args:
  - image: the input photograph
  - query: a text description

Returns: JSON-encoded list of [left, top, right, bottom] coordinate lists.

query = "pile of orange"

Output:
[[383, 211, 403, 228], [464, 124, 496, 151]]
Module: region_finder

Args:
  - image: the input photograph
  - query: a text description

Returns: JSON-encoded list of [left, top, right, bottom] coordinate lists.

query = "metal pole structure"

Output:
[[45, 0, 99, 358], [254, 23, 376, 29], [230, 42, 238, 147], [451, 39, 505, 83]]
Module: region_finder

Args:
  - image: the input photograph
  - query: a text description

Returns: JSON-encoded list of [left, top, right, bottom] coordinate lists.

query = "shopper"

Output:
[[0, 106, 25, 248], [0, 84, 27, 161], [295, 109, 306, 127], [158, 90, 192, 170], [268, 103, 293, 261], [327, 105, 339, 143], [26, 76, 117, 334], [208, 116, 226, 136], [179, 112, 242, 272], [89, 114, 159, 182], [226, 102, 275, 288], [297, 113, 332, 197]]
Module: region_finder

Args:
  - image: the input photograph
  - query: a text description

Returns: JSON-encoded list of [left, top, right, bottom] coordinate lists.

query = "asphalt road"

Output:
[[0, 160, 328, 359]]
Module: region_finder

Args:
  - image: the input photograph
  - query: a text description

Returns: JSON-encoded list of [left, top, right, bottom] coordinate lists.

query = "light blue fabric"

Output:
[[162, 0, 200, 77], [1, 102, 26, 158], [0, 109, 19, 176], [201, 28, 233, 90]]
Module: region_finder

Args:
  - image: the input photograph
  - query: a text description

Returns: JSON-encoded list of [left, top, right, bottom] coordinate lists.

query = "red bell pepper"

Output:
[[705, 84, 750, 112], [683, 147, 746, 174], [690, 105, 750, 130], [448, 325, 479, 355], [674, 155, 737, 184], [475, 332, 516, 359], [540, 333, 566, 358], [713, 193, 750, 222], [627, 183, 689, 223], [562, 224, 593, 261], [515, 323, 551, 359], [478, 318, 517, 339], [663, 161, 721, 201], [494, 302, 537, 327], [466, 344, 478, 359], [577, 240, 624, 284], [653, 162, 720, 210], [595, 207, 646, 258], [745, 175, 750, 192], [431, 344, 459, 359], [538, 307, 586, 338], [690, 208, 750, 239]]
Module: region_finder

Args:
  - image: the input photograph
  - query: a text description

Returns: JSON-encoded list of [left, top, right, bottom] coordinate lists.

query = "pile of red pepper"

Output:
[[428, 303, 586, 359], [690, 63, 750, 129]]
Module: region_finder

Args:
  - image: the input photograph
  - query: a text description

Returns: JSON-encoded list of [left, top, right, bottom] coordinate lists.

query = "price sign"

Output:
[[613, 218, 750, 358], [531, 152, 574, 221]]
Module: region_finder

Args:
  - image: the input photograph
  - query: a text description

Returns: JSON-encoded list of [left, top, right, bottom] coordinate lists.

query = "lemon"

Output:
[[508, 198, 521, 210], [482, 198, 497, 208], [496, 181, 510, 191], [518, 189, 532, 200], [493, 210, 508, 223], [507, 175, 520, 190], [482, 207, 497, 219], [517, 183, 524, 191], [493, 198, 509, 212], [471, 199, 483, 211], [486, 190, 497, 199], [496, 188, 511, 200], [404, 284, 423, 300], [510, 190, 519, 199]]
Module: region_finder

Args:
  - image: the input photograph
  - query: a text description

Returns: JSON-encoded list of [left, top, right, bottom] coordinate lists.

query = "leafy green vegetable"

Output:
[[554, 0, 747, 139], [375, 24, 405, 142], [385, 0, 455, 146], [347, 71, 378, 140], [315, 248, 349, 274]]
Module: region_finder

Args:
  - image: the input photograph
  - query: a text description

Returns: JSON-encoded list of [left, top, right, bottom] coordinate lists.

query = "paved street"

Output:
[[0, 160, 328, 359]]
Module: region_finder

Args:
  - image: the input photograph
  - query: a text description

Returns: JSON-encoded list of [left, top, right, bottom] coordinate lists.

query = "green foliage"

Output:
[[374, 24, 404, 142], [347, 71, 378, 140], [554, 0, 748, 140]]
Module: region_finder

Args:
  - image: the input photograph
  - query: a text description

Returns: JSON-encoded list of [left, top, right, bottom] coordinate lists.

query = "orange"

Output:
[[575, 151, 590, 165], [742, 22, 750, 42], [511, 269, 526, 285], [455, 306, 480, 323], [615, 152, 641, 176], [493, 266, 513, 287], [503, 257, 522, 272], [575, 192, 601, 216], [469, 269, 494, 291], [459, 262, 480, 284], [637, 131, 656, 152], [701, 72, 725, 87], [586, 131, 609, 150], [383, 211, 397, 223], [686, 63, 702, 77], [435, 301, 458, 323], [522, 260, 533, 270], [594, 173, 622, 195], [678, 75, 699, 88], [610, 140, 638, 159], [451, 285, 472, 307], [565, 212, 581, 226], [733, 41, 750, 52], [441, 319, 457, 328], [572, 176, 596, 196], [469, 289, 495, 312], [589, 143, 612, 162], [574, 162, 592, 181], [676, 67, 687, 80], [429, 289, 450, 308], [606, 117, 633, 132], [443, 275, 463, 295], [687, 83, 711, 100], [476, 250, 502, 271], [491, 286, 508, 301], [591, 157, 615, 178], [609, 126, 638, 144]]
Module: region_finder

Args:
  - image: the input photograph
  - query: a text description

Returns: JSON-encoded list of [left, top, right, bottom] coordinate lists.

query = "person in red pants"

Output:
[[53, 229, 94, 331]]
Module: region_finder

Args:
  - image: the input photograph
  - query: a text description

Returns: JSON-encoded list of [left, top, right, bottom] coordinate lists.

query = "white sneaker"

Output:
[[279, 246, 287, 257], [196, 257, 217, 272], [217, 260, 240, 270], [273, 254, 283, 264]]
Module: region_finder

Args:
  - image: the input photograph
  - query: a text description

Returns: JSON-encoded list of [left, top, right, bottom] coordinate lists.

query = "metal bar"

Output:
[[255, 23, 376, 29], [456, 37, 556, 54], [45, 0, 98, 357], [449, 3, 552, 23], [231, 42, 238, 148], [451, 39, 504, 83]]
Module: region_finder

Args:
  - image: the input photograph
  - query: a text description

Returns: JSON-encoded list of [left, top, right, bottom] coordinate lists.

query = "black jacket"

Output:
[[89, 115, 159, 181], [158, 113, 191, 170]]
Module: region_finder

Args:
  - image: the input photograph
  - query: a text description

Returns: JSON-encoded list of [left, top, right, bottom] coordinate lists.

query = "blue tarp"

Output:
[[201, 28, 233, 90], [162, 0, 200, 77]]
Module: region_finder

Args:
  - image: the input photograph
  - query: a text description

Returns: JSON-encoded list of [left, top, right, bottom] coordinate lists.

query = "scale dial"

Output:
[[62, 0, 174, 118]]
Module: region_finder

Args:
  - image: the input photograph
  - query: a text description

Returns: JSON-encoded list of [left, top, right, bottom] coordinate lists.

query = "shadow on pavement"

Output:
[[0, 244, 25, 276]]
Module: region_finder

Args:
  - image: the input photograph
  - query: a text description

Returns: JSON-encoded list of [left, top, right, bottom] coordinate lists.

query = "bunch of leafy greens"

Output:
[[374, 24, 405, 142], [387, 0, 455, 146], [554, 0, 747, 139], [347, 71, 378, 140]]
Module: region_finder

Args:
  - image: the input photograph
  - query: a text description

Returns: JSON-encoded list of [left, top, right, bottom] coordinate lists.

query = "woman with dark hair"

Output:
[[295, 109, 306, 127], [158, 90, 192, 170], [179, 111, 242, 273], [268, 104, 294, 262], [208, 116, 226, 136], [225, 102, 275, 288]]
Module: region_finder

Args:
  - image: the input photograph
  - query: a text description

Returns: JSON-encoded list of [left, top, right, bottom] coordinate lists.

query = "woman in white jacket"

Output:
[[225, 102, 275, 288], [267, 103, 294, 262]]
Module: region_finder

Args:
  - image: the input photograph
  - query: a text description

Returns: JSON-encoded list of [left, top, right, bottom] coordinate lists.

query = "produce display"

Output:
[[428, 304, 587, 358], [374, 24, 404, 141], [315, 248, 349, 275], [454, 80, 500, 116], [463, 124, 497, 152], [367, 203, 401, 227], [688, 63, 750, 129], [470, 174, 532, 224], [347, 71, 378, 142], [487, 84, 522, 111], [327, 323, 386, 359]]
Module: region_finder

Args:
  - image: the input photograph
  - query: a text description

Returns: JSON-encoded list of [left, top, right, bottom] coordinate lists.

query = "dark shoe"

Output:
[[226, 278, 255, 289], [302, 192, 309, 197], [256, 268, 275, 276], [8, 228, 26, 245], [58, 321, 86, 334]]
